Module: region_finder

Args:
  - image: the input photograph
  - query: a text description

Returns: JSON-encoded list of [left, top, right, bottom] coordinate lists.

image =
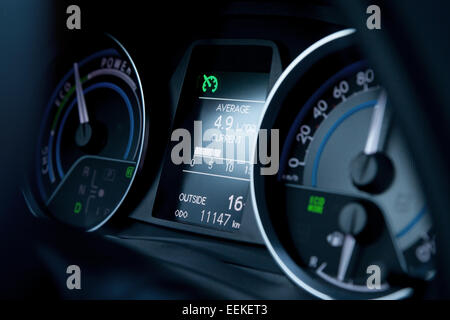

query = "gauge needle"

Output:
[[337, 208, 361, 282], [351, 90, 394, 193], [364, 90, 388, 155], [74, 62, 94, 149], [74, 62, 89, 124], [337, 234, 356, 281]]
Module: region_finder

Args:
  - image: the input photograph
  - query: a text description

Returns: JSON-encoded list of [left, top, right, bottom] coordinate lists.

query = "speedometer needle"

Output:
[[364, 90, 388, 155], [351, 89, 394, 193], [74, 62, 89, 124], [337, 234, 356, 281]]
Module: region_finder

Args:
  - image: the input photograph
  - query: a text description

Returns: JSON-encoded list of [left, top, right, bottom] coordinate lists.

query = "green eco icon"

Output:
[[307, 195, 325, 214]]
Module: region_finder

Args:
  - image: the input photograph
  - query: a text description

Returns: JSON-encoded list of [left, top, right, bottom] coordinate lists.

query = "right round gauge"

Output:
[[251, 29, 436, 299]]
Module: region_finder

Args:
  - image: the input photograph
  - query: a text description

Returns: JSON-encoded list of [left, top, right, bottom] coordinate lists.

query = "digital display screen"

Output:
[[153, 45, 272, 232]]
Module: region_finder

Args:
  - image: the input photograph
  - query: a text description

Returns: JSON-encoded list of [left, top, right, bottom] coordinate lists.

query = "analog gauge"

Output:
[[251, 29, 435, 299], [30, 34, 146, 231]]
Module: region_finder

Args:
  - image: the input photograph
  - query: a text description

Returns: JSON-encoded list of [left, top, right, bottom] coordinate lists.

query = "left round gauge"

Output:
[[31, 34, 146, 231]]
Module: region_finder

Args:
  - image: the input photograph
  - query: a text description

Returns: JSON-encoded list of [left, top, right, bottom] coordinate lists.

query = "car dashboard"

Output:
[[2, 0, 450, 302]]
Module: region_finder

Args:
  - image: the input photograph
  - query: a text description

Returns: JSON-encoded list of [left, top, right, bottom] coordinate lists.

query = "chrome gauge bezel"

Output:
[[250, 29, 413, 300]]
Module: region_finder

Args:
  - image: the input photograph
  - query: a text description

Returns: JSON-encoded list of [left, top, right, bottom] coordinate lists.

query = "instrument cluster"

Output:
[[23, 3, 436, 299]]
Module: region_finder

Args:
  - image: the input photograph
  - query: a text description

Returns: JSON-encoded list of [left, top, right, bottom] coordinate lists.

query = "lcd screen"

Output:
[[153, 45, 272, 232]]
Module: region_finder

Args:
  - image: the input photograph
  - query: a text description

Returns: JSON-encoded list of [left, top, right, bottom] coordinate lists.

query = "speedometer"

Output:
[[251, 29, 435, 299]]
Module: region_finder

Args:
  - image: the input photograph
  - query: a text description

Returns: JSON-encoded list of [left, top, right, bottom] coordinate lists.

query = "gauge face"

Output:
[[252, 30, 435, 299], [35, 35, 145, 231]]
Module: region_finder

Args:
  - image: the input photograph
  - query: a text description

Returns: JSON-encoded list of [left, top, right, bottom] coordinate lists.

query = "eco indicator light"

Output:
[[307, 195, 325, 214]]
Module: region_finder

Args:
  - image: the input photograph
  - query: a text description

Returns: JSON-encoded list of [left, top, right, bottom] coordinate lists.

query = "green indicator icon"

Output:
[[201, 74, 218, 93], [125, 166, 135, 178], [74, 201, 82, 214], [307, 196, 325, 214]]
